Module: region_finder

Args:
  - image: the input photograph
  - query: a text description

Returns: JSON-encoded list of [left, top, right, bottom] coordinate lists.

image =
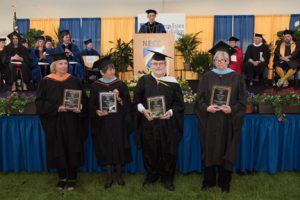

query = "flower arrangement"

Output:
[[0, 92, 35, 116], [178, 80, 197, 103], [248, 88, 300, 121]]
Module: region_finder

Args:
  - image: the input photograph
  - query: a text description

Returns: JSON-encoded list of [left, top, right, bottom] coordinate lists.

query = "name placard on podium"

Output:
[[133, 33, 175, 76]]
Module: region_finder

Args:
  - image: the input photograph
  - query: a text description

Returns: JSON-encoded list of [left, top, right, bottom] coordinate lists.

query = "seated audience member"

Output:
[[228, 37, 243, 74]]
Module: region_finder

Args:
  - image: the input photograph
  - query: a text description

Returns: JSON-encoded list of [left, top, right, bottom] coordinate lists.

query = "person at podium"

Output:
[[139, 9, 166, 33]]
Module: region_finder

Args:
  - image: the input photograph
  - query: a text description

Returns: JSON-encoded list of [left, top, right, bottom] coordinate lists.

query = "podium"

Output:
[[133, 33, 175, 76]]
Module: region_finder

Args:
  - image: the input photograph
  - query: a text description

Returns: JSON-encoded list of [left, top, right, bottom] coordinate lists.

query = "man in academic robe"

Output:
[[138, 9, 166, 33], [55, 30, 85, 80], [243, 33, 270, 86], [5, 31, 32, 91], [228, 37, 243, 74], [0, 37, 7, 88], [195, 43, 246, 193], [273, 30, 300, 87], [81, 39, 100, 56], [133, 50, 184, 191]]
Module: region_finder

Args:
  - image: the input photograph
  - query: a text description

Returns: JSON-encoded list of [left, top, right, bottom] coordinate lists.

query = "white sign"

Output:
[[137, 13, 186, 40]]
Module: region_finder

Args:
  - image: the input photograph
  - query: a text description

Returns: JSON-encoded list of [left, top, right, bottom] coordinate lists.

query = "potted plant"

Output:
[[190, 51, 212, 76], [255, 88, 300, 121], [24, 28, 44, 48], [245, 91, 255, 114], [109, 38, 133, 79], [175, 32, 201, 71]]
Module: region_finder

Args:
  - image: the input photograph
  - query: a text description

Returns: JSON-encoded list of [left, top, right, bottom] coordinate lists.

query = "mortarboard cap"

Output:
[[93, 55, 114, 71], [7, 31, 21, 40], [254, 33, 263, 38], [45, 36, 53, 42], [50, 53, 67, 62], [146, 9, 157, 15], [0, 37, 6, 42], [148, 50, 173, 61], [35, 36, 45, 41], [84, 39, 92, 45], [283, 29, 295, 36], [228, 36, 240, 42], [208, 41, 237, 56]]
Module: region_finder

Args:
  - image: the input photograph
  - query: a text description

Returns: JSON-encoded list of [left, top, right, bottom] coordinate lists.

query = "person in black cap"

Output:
[[81, 39, 100, 56], [195, 45, 246, 193], [228, 37, 243, 74], [89, 55, 131, 189], [243, 33, 270, 86], [273, 30, 300, 87], [45, 36, 54, 50], [5, 31, 32, 91], [54, 30, 85, 80], [133, 50, 184, 191], [35, 53, 88, 191], [138, 9, 166, 33]]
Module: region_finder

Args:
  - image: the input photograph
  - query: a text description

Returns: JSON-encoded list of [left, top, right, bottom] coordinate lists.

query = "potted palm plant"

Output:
[[109, 38, 133, 80], [190, 51, 212, 76], [175, 32, 201, 71]]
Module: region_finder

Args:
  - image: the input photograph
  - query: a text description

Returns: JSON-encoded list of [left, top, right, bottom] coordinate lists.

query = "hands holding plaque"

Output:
[[61, 89, 82, 113], [142, 96, 170, 121], [208, 85, 232, 114]]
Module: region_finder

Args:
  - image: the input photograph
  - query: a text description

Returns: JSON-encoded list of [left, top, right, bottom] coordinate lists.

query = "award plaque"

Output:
[[99, 92, 117, 113], [63, 89, 82, 110], [147, 96, 166, 118], [210, 85, 231, 106]]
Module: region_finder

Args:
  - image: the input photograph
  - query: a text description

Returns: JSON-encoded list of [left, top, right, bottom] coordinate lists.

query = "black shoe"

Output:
[[104, 178, 113, 189], [164, 181, 175, 191], [116, 176, 125, 186], [201, 184, 216, 191], [56, 179, 67, 190], [66, 180, 76, 191]]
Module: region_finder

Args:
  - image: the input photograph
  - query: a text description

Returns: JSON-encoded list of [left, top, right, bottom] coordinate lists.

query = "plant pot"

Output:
[[246, 104, 254, 114], [184, 102, 195, 114], [10, 102, 36, 115], [283, 105, 300, 113], [258, 103, 300, 114], [184, 63, 191, 71]]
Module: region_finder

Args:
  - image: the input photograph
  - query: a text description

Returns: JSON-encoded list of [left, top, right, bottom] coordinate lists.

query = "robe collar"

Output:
[[279, 41, 296, 57], [46, 73, 71, 81], [98, 76, 117, 83], [151, 72, 178, 84], [212, 68, 234, 75], [252, 42, 263, 47]]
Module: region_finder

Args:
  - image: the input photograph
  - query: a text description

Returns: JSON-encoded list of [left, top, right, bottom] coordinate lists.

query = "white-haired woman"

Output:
[[35, 53, 88, 191], [195, 50, 246, 193]]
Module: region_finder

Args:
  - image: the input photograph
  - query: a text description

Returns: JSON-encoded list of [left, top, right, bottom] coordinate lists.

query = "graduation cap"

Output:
[[45, 36, 53, 42], [93, 55, 114, 71], [254, 33, 263, 38], [7, 31, 21, 40], [59, 30, 70, 35], [50, 53, 67, 62], [283, 29, 295, 36], [0, 37, 6, 42], [35, 36, 45, 41], [228, 36, 240, 42], [84, 39, 92, 45], [146, 9, 157, 15], [208, 41, 236, 56], [148, 50, 173, 61]]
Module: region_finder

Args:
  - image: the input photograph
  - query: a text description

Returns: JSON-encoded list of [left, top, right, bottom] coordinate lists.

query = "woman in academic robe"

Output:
[[35, 53, 88, 191], [89, 55, 131, 189], [228, 37, 243, 74], [195, 47, 246, 193], [30, 36, 51, 82]]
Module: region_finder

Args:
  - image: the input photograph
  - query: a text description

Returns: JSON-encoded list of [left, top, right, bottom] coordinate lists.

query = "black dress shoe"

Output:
[[104, 178, 113, 189], [165, 181, 175, 191], [66, 180, 76, 191], [201, 184, 215, 191], [56, 179, 67, 190], [116, 176, 125, 186]]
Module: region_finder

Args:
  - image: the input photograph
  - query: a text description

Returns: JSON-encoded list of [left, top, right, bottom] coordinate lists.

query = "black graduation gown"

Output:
[[89, 79, 132, 166], [273, 42, 300, 70], [35, 75, 88, 169], [244, 43, 270, 65], [4, 44, 32, 84], [0, 49, 6, 74], [195, 71, 246, 171], [133, 74, 184, 156]]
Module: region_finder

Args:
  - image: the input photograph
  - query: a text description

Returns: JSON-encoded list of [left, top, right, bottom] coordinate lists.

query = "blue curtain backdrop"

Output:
[[290, 14, 300, 31], [59, 18, 82, 50], [16, 19, 30, 35], [233, 15, 254, 52], [81, 18, 101, 53], [213, 16, 233, 44]]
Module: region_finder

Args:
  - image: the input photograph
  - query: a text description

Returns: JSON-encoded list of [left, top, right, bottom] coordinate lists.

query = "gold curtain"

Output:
[[101, 17, 135, 54], [186, 16, 214, 51], [30, 18, 60, 43], [254, 15, 290, 78]]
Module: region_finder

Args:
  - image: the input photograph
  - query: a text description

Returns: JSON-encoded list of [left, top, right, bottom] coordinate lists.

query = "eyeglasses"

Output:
[[214, 59, 228, 63], [151, 62, 166, 67]]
